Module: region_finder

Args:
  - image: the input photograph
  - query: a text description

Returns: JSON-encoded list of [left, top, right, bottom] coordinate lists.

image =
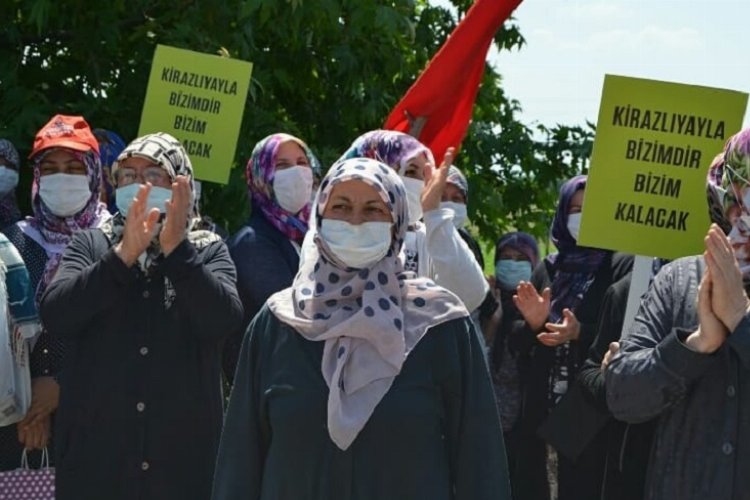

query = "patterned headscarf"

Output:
[[495, 231, 539, 268], [544, 175, 608, 405], [338, 129, 435, 176], [21, 146, 109, 304], [446, 165, 469, 201], [268, 157, 468, 450], [105, 133, 219, 274], [0, 139, 22, 228], [94, 129, 127, 214], [706, 128, 750, 279], [246, 133, 321, 243]]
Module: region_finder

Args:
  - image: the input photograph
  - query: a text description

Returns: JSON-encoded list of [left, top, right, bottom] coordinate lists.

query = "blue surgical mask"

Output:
[[115, 184, 173, 218], [495, 259, 532, 290]]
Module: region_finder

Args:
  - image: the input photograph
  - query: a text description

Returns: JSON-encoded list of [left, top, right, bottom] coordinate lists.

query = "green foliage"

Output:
[[1, 0, 593, 240]]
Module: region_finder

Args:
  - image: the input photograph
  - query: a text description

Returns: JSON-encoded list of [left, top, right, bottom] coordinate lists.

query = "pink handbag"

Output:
[[0, 448, 55, 500]]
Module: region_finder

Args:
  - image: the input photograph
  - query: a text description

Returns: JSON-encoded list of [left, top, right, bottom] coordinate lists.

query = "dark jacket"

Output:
[[510, 251, 633, 500], [212, 307, 511, 500], [224, 209, 301, 381], [606, 256, 750, 500], [577, 273, 656, 500], [40, 229, 243, 500]]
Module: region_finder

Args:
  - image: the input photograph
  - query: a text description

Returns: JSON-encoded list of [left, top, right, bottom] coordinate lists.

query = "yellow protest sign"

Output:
[[138, 45, 253, 184], [578, 75, 748, 259]]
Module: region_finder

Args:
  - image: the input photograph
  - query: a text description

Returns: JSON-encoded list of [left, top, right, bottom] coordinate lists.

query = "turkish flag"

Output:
[[384, 0, 523, 163]]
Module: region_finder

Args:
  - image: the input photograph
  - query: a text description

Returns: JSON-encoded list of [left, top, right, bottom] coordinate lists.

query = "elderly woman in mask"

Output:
[[1, 115, 109, 468], [224, 133, 320, 381], [213, 157, 510, 500], [339, 130, 489, 314], [40, 132, 243, 500], [0, 139, 23, 229], [606, 129, 750, 500]]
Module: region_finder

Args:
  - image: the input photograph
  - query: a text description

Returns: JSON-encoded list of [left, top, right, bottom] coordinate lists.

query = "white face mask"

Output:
[[39, 173, 91, 217], [401, 177, 424, 225], [274, 166, 313, 214], [115, 183, 173, 218], [440, 201, 467, 228], [319, 219, 392, 269], [0, 167, 19, 197], [567, 212, 582, 241]]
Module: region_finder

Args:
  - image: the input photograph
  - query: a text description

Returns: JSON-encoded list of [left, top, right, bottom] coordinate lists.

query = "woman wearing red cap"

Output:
[[0, 114, 109, 470]]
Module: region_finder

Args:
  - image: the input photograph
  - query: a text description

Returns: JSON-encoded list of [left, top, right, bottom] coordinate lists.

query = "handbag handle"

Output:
[[20, 447, 50, 470]]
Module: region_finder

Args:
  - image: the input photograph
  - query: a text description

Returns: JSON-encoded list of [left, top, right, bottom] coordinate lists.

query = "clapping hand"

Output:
[[115, 183, 161, 267], [704, 224, 750, 331], [159, 176, 191, 256], [513, 282, 551, 332], [538, 308, 581, 346]]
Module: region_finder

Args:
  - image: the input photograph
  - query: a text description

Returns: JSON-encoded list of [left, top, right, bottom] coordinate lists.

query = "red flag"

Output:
[[384, 0, 523, 163]]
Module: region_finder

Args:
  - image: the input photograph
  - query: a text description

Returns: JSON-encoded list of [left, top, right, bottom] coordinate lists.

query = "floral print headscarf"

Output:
[[246, 133, 321, 243], [706, 128, 750, 279]]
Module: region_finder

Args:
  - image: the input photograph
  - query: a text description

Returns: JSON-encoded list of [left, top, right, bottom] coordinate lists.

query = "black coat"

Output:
[[509, 251, 633, 500], [223, 209, 301, 381], [212, 307, 511, 500], [40, 229, 243, 500]]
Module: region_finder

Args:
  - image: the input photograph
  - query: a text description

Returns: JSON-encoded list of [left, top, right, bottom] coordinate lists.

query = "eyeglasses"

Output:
[[116, 166, 171, 187]]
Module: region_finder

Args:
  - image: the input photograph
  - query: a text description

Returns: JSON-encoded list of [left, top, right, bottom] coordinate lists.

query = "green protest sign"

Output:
[[138, 44, 253, 184], [578, 75, 748, 259]]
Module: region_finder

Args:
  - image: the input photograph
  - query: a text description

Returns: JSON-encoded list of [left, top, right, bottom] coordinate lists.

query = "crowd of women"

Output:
[[1, 113, 749, 500]]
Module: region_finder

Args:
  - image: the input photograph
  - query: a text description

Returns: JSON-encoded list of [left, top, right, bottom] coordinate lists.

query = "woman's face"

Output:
[[39, 149, 86, 176], [322, 180, 392, 225], [727, 184, 750, 262], [402, 154, 429, 180], [115, 156, 172, 189], [442, 183, 466, 204], [498, 247, 530, 263], [568, 188, 585, 214], [275, 141, 310, 171]]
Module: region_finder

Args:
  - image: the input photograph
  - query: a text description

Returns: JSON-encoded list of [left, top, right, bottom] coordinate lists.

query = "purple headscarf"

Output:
[[495, 231, 539, 268], [246, 133, 320, 243], [338, 130, 435, 175]]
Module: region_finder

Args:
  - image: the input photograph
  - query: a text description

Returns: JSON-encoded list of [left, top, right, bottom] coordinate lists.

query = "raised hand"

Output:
[[159, 175, 191, 256], [704, 223, 750, 331], [538, 308, 581, 346], [686, 266, 728, 353], [421, 147, 455, 213], [513, 281, 551, 332], [115, 183, 161, 267]]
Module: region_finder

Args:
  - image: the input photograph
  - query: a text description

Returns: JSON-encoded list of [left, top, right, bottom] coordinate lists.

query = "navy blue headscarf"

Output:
[[544, 175, 608, 404]]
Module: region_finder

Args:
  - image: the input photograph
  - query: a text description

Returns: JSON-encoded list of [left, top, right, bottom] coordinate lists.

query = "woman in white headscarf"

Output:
[[212, 157, 510, 500]]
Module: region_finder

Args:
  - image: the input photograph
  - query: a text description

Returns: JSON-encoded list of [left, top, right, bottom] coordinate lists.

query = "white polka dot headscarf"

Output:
[[268, 157, 468, 450]]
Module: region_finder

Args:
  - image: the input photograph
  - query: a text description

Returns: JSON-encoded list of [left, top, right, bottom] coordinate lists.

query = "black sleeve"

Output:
[[577, 276, 630, 409], [159, 239, 244, 341], [440, 318, 512, 500], [40, 230, 137, 339], [212, 308, 272, 500]]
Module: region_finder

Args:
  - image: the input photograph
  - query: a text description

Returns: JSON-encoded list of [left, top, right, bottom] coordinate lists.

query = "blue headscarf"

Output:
[[94, 129, 127, 214]]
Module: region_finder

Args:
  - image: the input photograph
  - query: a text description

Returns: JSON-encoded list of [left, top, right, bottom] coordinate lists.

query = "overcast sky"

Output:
[[486, 0, 750, 130]]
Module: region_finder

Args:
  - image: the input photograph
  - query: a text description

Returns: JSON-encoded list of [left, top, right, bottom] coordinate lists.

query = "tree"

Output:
[[1, 0, 592, 243]]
